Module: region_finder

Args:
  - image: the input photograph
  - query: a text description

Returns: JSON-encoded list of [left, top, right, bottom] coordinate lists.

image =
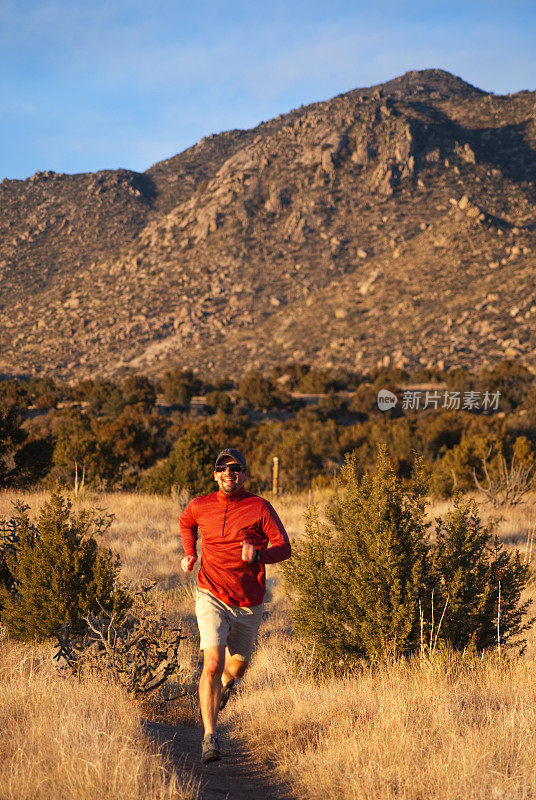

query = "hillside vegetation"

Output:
[[2, 361, 536, 500]]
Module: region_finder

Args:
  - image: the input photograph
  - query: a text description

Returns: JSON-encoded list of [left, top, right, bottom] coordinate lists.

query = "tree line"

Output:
[[1, 360, 535, 496]]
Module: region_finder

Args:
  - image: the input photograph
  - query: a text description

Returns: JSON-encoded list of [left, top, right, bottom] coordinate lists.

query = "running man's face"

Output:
[[214, 456, 248, 494]]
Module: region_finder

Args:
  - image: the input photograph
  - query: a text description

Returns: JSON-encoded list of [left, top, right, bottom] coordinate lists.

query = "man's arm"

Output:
[[257, 501, 292, 564], [179, 501, 199, 572]]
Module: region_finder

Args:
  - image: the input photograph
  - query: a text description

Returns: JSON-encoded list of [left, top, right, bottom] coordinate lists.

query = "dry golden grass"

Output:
[[226, 491, 536, 800], [96, 491, 185, 587], [227, 634, 536, 800], [0, 637, 198, 800], [2, 486, 536, 800]]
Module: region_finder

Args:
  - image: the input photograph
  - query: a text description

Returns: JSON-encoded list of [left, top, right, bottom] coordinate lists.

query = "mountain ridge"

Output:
[[1, 68, 535, 381]]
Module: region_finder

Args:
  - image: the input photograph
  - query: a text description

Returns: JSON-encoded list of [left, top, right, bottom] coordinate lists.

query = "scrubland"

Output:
[[228, 615, 536, 800], [1, 486, 535, 799], [228, 493, 536, 800], [0, 639, 197, 800]]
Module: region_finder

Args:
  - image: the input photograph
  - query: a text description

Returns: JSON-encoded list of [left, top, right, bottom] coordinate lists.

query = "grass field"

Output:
[[0, 638, 198, 800], [1, 486, 535, 799]]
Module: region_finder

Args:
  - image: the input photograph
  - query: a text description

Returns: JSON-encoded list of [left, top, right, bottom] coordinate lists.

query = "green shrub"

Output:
[[140, 428, 215, 495], [11, 436, 54, 487], [27, 377, 62, 409], [86, 380, 126, 417], [444, 367, 478, 395], [238, 371, 281, 409], [0, 380, 29, 408], [281, 506, 342, 662], [345, 417, 418, 481], [369, 367, 409, 391], [431, 496, 532, 652], [431, 432, 536, 500], [295, 368, 338, 394], [284, 448, 532, 668], [205, 390, 233, 415], [95, 407, 168, 488], [0, 489, 130, 641], [348, 383, 377, 418], [284, 449, 430, 663], [51, 410, 101, 484], [140, 418, 246, 495], [0, 404, 27, 486], [416, 411, 464, 460], [479, 360, 534, 412], [430, 432, 498, 497], [121, 375, 156, 412]]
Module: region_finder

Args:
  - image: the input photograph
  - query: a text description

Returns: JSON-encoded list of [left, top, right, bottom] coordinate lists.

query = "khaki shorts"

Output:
[[195, 587, 264, 661]]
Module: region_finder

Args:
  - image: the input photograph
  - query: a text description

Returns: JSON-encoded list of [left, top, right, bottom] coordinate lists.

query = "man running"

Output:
[[179, 448, 291, 764]]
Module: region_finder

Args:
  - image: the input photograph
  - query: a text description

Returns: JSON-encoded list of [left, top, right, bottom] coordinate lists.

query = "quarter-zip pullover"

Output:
[[179, 487, 291, 607]]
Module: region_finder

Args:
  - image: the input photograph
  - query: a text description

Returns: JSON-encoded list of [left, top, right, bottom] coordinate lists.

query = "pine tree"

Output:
[[0, 404, 26, 486], [0, 489, 130, 641]]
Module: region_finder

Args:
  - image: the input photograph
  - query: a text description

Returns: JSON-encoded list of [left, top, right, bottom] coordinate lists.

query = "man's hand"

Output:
[[181, 555, 197, 573], [241, 541, 258, 563]]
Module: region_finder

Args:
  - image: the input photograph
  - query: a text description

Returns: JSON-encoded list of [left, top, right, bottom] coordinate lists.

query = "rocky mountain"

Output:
[[1, 68, 536, 382]]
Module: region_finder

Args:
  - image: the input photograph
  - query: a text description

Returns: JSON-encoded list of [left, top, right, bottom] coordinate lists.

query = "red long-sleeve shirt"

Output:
[[179, 487, 291, 607]]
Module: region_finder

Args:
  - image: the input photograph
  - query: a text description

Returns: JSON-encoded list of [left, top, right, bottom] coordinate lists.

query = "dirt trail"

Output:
[[144, 720, 294, 800]]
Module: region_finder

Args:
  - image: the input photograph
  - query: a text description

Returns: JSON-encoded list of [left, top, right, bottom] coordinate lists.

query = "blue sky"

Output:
[[1, 0, 535, 181]]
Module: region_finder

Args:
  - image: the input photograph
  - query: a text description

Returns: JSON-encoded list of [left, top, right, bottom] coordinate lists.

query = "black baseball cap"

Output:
[[214, 448, 247, 469]]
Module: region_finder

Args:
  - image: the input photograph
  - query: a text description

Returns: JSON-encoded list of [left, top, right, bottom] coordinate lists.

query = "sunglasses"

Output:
[[215, 463, 244, 473]]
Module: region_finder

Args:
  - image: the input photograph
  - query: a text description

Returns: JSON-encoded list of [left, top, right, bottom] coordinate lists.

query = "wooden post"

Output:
[[272, 456, 280, 495]]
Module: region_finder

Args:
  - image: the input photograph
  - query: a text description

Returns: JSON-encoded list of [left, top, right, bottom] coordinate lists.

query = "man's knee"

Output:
[[226, 650, 249, 679], [202, 649, 225, 680]]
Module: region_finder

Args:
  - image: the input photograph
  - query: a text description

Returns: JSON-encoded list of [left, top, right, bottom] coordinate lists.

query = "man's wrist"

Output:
[[253, 549, 262, 564]]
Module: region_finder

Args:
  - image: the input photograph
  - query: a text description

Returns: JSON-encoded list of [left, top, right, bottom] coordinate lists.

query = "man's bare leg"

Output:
[[199, 645, 225, 735], [222, 646, 248, 686]]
